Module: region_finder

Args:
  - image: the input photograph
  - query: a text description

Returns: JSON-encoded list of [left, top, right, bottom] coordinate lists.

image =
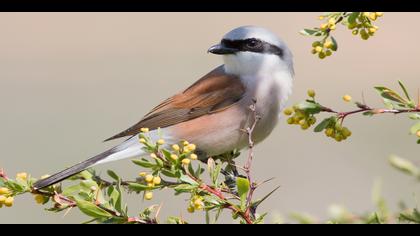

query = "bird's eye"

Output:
[[246, 39, 260, 48]]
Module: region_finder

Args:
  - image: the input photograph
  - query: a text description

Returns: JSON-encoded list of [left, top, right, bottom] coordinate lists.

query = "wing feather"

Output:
[[104, 66, 245, 142]]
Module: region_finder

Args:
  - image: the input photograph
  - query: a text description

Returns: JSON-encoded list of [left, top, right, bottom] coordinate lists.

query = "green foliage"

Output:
[[0, 129, 278, 224], [284, 81, 420, 144]]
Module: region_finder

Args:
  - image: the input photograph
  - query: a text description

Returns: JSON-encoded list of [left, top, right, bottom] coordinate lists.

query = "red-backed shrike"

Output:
[[34, 26, 294, 189]]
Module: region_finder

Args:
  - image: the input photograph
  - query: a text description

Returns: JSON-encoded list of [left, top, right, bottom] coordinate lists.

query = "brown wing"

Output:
[[104, 66, 246, 142]]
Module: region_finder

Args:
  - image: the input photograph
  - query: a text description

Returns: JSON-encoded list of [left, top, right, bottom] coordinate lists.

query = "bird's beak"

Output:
[[207, 44, 238, 55]]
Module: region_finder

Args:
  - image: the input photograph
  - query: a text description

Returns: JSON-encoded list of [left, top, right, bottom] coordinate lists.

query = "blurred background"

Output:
[[0, 12, 419, 224]]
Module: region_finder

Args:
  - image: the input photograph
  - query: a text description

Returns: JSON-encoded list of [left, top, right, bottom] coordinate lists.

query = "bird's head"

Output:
[[208, 26, 294, 77]]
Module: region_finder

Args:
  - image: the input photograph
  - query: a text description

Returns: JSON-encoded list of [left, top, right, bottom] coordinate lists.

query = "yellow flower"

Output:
[[182, 158, 191, 165], [140, 127, 149, 133], [343, 95, 352, 102], [283, 107, 294, 116], [363, 12, 370, 17], [16, 172, 28, 181], [139, 172, 147, 177], [4, 197, 14, 207], [147, 183, 154, 187], [145, 174, 154, 183], [0, 195, 6, 204], [328, 18, 336, 25], [0, 187, 10, 195], [369, 12, 377, 21], [375, 12, 384, 17], [34, 194, 45, 204], [315, 46, 323, 53], [329, 24, 336, 30], [187, 144, 196, 152], [187, 205, 195, 213], [369, 27, 377, 33], [320, 23, 328, 30], [182, 141, 189, 146], [193, 198, 204, 210], [139, 138, 147, 144], [307, 89, 316, 98], [190, 154, 198, 161], [144, 191, 153, 200], [318, 16, 324, 20], [323, 41, 333, 49], [172, 144, 180, 151], [153, 176, 162, 185], [170, 154, 179, 161], [157, 139, 165, 145]]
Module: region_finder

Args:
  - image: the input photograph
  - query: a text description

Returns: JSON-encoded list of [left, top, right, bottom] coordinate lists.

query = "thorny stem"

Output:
[[320, 103, 420, 124], [244, 99, 261, 220]]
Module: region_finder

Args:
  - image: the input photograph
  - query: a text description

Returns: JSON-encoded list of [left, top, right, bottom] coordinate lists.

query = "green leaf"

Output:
[[211, 163, 223, 186], [132, 159, 155, 168], [398, 80, 411, 101], [161, 169, 178, 178], [409, 114, 420, 120], [410, 122, 420, 134], [236, 177, 250, 211], [76, 199, 113, 219], [252, 186, 280, 209], [389, 155, 419, 177], [314, 117, 333, 132], [330, 36, 338, 51], [299, 29, 319, 36], [347, 12, 360, 24], [173, 184, 197, 193], [179, 174, 198, 186], [5, 180, 25, 192], [375, 86, 409, 106], [107, 170, 120, 182], [62, 184, 83, 196], [295, 101, 322, 114]]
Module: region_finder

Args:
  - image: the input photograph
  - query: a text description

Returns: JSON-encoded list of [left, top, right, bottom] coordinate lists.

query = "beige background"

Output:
[[0, 13, 419, 224]]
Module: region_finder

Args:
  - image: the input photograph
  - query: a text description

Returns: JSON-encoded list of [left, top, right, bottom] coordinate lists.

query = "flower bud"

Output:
[[187, 205, 195, 213], [190, 154, 198, 161], [144, 191, 153, 200], [145, 174, 154, 183], [315, 46, 323, 53], [139, 138, 147, 144], [172, 144, 180, 151], [4, 197, 14, 207], [170, 154, 179, 161], [307, 89, 316, 98], [182, 158, 191, 165], [187, 144, 196, 152], [0, 195, 6, 204], [157, 139, 165, 145], [139, 172, 147, 177], [343, 95, 352, 102], [0, 187, 10, 195], [150, 153, 157, 159], [416, 130, 420, 138], [16, 172, 28, 181], [140, 128, 149, 133], [34, 194, 45, 204], [283, 108, 294, 116], [153, 176, 162, 185]]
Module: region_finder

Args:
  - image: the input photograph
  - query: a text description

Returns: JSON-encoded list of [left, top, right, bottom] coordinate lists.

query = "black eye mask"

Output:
[[221, 38, 284, 58]]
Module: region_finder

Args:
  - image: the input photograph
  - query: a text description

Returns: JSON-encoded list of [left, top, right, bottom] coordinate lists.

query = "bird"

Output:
[[33, 25, 294, 190]]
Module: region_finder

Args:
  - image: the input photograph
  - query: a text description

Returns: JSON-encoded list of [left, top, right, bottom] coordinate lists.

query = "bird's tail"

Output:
[[33, 148, 117, 190], [33, 136, 146, 190]]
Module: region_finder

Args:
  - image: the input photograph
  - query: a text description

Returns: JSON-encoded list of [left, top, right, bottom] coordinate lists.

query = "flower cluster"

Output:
[[187, 195, 205, 213], [349, 12, 383, 40], [301, 12, 384, 59]]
